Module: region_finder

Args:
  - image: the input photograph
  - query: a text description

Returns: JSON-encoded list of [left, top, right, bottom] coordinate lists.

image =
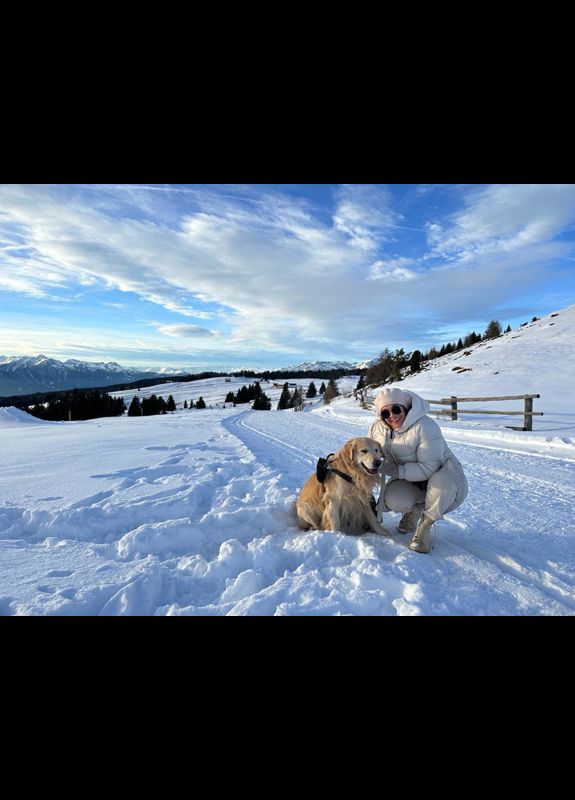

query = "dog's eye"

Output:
[[361, 449, 368, 453]]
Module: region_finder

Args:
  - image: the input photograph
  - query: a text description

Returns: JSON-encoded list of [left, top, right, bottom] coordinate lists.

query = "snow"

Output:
[[1, 307, 575, 615], [0, 406, 52, 426], [395, 305, 575, 420]]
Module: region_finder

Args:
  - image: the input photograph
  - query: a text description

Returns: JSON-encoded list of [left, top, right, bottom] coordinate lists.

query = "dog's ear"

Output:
[[339, 439, 354, 470]]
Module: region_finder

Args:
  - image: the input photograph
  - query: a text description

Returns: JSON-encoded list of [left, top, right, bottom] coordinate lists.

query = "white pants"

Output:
[[379, 468, 466, 523]]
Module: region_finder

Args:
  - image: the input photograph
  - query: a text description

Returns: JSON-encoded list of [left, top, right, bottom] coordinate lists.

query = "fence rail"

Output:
[[425, 394, 542, 431]]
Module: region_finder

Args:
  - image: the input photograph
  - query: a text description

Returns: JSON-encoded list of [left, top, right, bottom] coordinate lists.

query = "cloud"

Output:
[[1, 183, 575, 363], [427, 184, 575, 260], [155, 323, 215, 338], [369, 258, 418, 281], [332, 184, 401, 251]]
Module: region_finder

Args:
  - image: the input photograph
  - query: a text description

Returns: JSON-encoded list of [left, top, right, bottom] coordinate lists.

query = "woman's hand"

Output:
[[380, 462, 399, 478]]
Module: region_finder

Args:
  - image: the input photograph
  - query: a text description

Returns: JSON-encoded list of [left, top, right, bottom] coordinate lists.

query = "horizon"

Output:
[[1, 183, 574, 371]]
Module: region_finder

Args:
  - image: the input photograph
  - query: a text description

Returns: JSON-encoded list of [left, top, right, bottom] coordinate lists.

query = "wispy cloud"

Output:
[[1, 183, 574, 367]]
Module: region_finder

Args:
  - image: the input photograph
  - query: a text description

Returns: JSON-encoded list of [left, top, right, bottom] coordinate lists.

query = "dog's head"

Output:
[[338, 437, 383, 478]]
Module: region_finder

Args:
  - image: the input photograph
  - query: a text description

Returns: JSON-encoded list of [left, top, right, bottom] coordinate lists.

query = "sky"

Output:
[[1, 183, 574, 371]]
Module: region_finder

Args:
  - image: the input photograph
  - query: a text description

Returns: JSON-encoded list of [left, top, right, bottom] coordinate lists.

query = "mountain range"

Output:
[[0, 355, 163, 396], [283, 359, 378, 372]]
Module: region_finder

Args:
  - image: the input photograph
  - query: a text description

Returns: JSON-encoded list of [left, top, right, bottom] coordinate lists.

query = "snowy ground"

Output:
[[1, 376, 574, 616]]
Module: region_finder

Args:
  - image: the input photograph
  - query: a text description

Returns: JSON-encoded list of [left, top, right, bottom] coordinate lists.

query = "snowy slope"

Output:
[[1, 391, 574, 615], [109, 375, 359, 412], [0, 407, 53, 427], [396, 305, 575, 419]]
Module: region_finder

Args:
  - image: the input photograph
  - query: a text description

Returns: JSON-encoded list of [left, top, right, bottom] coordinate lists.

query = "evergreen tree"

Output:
[[306, 381, 318, 398], [365, 348, 396, 386], [167, 395, 176, 412], [196, 396, 206, 409], [484, 320, 502, 340], [463, 332, 480, 348], [323, 379, 339, 405], [505, 324, 512, 333], [291, 387, 304, 411], [410, 350, 422, 373], [277, 382, 292, 410], [141, 394, 168, 416], [128, 396, 142, 417], [183, 399, 188, 409], [319, 382, 326, 395], [252, 391, 271, 410], [355, 375, 365, 392]]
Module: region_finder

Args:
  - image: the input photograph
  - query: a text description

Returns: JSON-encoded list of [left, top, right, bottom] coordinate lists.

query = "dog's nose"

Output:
[[373, 459, 382, 469]]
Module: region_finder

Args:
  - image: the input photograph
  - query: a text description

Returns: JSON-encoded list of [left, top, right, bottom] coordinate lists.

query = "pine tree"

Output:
[[323, 379, 339, 405], [306, 381, 317, 398], [355, 375, 365, 392], [167, 395, 176, 412], [327, 378, 339, 397], [484, 320, 502, 340], [277, 382, 292, 410], [505, 324, 512, 333], [291, 387, 304, 411], [183, 399, 188, 409], [128, 396, 142, 417], [252, 391, 272, 410], [410, 350, 422, 373], [319, 382, 326, 395], [365, 348, 396, 386], [196, 396, 206, 409]]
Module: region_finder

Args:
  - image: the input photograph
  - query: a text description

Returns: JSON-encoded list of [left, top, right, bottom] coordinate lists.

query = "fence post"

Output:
[[451, 396, 458, 421], [524, 397, 533, 431]]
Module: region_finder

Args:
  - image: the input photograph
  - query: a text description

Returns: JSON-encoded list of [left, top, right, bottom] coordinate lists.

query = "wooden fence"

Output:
[[424, 394, 542, 431]]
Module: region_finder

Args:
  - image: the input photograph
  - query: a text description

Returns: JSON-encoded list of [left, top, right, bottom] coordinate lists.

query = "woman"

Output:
[[368, 387, 468, 553]]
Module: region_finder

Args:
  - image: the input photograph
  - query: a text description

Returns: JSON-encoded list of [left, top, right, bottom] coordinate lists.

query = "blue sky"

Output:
[[1, 183, 574, 371]]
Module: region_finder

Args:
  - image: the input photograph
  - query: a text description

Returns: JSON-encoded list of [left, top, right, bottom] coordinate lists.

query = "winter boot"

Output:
[[398, 508, 422, 534], [409, 514, 434, 554]]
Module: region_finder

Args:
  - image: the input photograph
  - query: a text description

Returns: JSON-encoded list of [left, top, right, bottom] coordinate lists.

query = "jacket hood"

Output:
[[376, 389, 430, 432]]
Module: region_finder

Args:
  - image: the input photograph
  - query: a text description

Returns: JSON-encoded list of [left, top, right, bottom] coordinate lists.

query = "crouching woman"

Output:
[[369, 387, 468, 554]]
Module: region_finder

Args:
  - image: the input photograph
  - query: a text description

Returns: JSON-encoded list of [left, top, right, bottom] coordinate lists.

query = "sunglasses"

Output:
[[381, 404, 404, 419]]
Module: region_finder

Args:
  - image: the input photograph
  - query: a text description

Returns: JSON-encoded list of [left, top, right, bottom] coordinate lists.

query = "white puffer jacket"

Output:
[[368, 390, 468, 495]]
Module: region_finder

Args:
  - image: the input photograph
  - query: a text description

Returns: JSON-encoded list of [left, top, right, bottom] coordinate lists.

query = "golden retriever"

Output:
[[297, 437, 392, 536]]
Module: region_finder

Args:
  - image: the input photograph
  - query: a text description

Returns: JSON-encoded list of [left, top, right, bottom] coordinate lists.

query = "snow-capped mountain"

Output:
[[0, 355, 158, 396], [282, 360, 364, 372], [139, 366, 193, 376]]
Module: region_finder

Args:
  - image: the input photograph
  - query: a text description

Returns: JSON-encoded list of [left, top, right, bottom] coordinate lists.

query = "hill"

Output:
[[389, 304, 575, 419]]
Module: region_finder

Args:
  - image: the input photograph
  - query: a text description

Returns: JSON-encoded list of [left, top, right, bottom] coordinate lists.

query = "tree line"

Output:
[[364, 318, 514, 387], [28, 389, 126, 421]]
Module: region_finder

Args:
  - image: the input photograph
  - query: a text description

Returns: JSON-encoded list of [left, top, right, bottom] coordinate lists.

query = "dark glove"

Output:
[[380, 462, 399, 478]]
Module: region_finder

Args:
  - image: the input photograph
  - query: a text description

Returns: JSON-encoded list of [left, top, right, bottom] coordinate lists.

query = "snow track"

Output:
[[1, 404, 574, 615]]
